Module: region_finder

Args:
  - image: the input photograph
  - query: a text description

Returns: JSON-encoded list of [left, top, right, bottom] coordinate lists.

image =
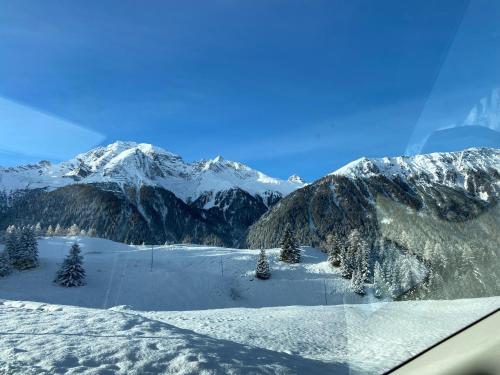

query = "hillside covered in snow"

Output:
[[0, 237, 498, 374]]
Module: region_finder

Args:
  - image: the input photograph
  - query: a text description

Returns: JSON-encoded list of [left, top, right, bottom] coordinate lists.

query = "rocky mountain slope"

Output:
[[247, 148, 500, 299], [0, 141, 305, 246], [248, 148, 499, 246]]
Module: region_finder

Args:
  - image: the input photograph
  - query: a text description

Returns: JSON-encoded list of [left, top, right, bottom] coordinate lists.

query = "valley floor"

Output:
[[1, 237, 499, 374]]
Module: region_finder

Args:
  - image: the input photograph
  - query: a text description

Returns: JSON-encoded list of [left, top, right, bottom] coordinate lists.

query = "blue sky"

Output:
[[0, 0, 499, 181]]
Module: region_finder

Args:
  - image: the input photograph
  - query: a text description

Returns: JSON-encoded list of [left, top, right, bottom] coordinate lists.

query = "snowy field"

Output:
[[1, 237, 499, 374]]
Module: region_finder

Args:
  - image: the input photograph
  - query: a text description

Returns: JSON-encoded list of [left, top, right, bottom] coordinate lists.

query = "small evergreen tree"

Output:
[[255, 249, 271, 279], [55, 242, 86, 287], [350, 269, 365, 295], [46, 225, 54, 236], [54, 224, 64, 236], [34, 222, 43, 237], [68, 224, 80, 236], [280, 225, 300, 263], [0, 251, 12, 277], [325, 234, 341, 267]]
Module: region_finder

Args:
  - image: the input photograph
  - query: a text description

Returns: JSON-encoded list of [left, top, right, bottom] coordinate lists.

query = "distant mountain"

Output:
[[0, 141, 303, 204], [0, 141, 305, 246], [247, 148, 500, 299]]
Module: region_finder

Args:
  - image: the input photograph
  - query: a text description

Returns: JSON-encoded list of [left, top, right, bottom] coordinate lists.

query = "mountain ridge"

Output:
[[0, 141, 305, 206]]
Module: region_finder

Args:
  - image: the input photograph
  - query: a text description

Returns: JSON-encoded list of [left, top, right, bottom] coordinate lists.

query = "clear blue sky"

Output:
[[0, 0, 499, 181]]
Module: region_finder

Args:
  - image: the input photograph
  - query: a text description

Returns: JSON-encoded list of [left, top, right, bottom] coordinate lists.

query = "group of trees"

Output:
[[320, 194, 500, 299], [1, 223, 85, 287], [3, 222, 98, 238], [1, 225, 39, 272], [377, 195, 500, 299], [45, 224, 97, 238], [323, 229, 370, 295], [255, 224, 301, 280]]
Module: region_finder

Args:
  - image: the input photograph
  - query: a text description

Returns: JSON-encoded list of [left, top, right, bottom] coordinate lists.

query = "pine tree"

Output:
[[255, 249, 271, 279], [13, 226, 38, 270], [54, 242, 86, 287], [26, 226, 38, 267], [5, 225, 19, 263], [340, 229, 361, 279], [68, 224, 80, 236], [87, 228, 97, 237], [325, 234, 341, 267], [0, 251, 12, 277], [373, 261, 384, 298], [339, 244, 351, 278], [54, 224, 64, 236], [34, 222, 43, 237], [357, 237, 370, 282], [280, 225, 300, 263], [350, 269, 365, 295], [46, 225, 54, 236]]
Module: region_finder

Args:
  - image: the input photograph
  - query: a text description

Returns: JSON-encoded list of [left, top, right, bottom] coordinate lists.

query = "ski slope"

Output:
[[1, 237, 499, 374]]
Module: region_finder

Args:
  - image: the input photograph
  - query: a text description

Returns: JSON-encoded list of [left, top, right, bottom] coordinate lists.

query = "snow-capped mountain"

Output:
[[250, 147, 500, 247], [0, 141, 305, 247], [331, 147, 500, 195], [0, 141, 304, 206]]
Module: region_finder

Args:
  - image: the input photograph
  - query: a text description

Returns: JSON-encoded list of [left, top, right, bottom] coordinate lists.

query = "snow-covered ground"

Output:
[[1, 237, 499, 374], [0, 237, 362, 311]]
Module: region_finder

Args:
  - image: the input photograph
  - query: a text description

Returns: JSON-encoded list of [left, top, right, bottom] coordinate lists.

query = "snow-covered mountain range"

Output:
[[0, 141, 305, 247], [0, 141, 304, 208]]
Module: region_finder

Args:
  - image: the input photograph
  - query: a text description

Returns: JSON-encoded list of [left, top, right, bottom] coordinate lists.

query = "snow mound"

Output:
[[1, 296, 498, 374], [0, 302, 340, 375]]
